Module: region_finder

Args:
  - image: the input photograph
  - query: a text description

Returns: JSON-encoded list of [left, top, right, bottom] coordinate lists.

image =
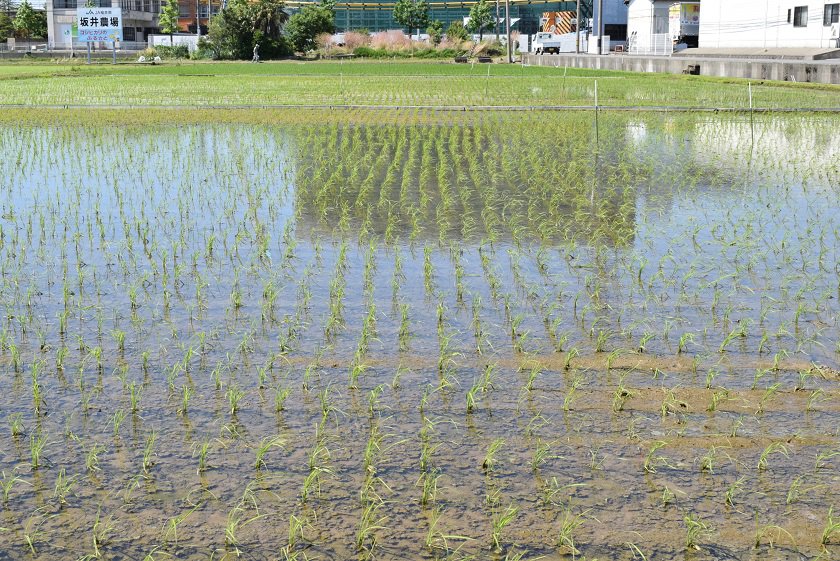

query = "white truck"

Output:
[[532, 32, 565, 54]]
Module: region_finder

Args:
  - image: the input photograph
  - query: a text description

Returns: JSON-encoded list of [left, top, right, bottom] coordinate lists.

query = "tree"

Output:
[[392, 0, 428, 39], [0, 13, 13, 43], [426, 20, 442, 45], [466, 0, 492, 41], [206, 0, 290, 59], [445, 20, 468, 42], [285, 0, 335, 53], [14, 0, 47, 40], [158, 0, 181, 43]]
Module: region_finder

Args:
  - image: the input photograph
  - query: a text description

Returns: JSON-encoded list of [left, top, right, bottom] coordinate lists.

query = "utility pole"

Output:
[[196, 0, 201, 38], [598, 0, 604, 54], [505, 0, 511, 62], [495, 0, 500, 41], [575, 0, 580, 53]]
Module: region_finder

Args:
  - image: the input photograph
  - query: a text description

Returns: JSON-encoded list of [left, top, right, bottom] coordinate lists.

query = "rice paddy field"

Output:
[[0, 60, 839, 108], [1, 61, 840, 561]]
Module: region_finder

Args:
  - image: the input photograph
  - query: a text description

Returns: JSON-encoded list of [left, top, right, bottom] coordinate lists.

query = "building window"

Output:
[[793, 6, 809, 27], [123, 26, 136, 40], [179, 3, 191, 17], [826, 4, 840, 25]]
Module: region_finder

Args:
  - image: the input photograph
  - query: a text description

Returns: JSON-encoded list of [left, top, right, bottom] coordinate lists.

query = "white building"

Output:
[[626, 0, 673, 54], [700, 0, 840, 49], [46, 0, 161, 50]]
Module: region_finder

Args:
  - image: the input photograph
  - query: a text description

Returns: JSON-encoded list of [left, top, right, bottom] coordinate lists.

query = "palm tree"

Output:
[[251, 0, 288, 41]]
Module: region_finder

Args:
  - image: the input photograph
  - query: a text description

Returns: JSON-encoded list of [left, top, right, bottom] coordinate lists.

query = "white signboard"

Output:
[[77, 7, 122, 43]]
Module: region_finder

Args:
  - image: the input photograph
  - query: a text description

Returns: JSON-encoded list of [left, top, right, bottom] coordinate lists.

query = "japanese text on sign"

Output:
[[77, 7, 123, 42]]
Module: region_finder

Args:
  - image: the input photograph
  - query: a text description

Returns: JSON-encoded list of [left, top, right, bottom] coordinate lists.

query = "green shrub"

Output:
[[156, 45, 190, 59], [352, 46, 464, 59]]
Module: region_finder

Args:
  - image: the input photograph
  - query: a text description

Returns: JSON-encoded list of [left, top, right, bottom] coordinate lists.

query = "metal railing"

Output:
[[628, 33, 673, 56], [0, 40, 151, 52]]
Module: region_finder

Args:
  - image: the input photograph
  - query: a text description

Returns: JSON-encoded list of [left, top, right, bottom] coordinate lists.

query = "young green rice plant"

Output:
[[725, 476, 747, 507], [643, 441, 670, 474], [274, 384, 291, 413], [677, 332, 694, 354], [21, 508, 55, 556], [531, 440, 553, 472], [730, 415, 745, 438], [756, 382, 781, 414], [398, 303, 410, 351], [177, 384, 193, 416], [611, 372, 633, 412], [699, 446, 731, 474], [417, 467, 441, 506], [821, 506, 840, 545], [482, 438, 506, 473], [424, 505, 473, 552], [491, 503, 519, 552], [563, 374, 583, 412], [637, 331, 655, 353], [112, 329, 126, 352], [604, 348, 626, 370], [86, 442, 105, 473], [9, 412, 24, 438], [704, 368, 720, 389], [807, 388, 827, 412], [1, 470, 30, 503], [563, 347, 580, 370], [226, 384, 245, 415], [660, 487, 677, 508], [556, 506, 588, 556], [254, 435, 284, 470], [90, 507, 115, 558], [128, 381, 141, 413], [814, 448, 840, 470], [660, 388, 688, 419], [355, 500, 387, 553], [753, 519, 793, 550], [706, 389, 729, 412], [142, 430, 157, 474], [163, 503, 199, 549], [684, 512, 713, 551], [757, 442, 789, 472], [193, 438, 211, 474], [30, 432, 47, 470]]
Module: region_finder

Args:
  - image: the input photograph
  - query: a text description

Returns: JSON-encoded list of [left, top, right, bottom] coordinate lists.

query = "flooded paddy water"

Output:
[[1, 109, 839, 560]]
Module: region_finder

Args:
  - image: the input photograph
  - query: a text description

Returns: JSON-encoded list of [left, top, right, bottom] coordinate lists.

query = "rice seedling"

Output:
[[142, 430, 157, 474], [490, 503, 519, 552], [753, 520, 793, 549], [30, 433, 47, 470], [821, 507, 840, 545], [556, 506, 589, 556], [684, 513, 713, 551], [254, 436, 284, 470], [757, 442, 789, 472], [482, 438, 505, 473], [226, 385, 245, 415], [643, 441, 671, 474], [1, 470, 30, 503]]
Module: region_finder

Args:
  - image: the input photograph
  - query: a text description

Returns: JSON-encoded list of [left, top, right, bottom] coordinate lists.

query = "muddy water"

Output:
[[0, 112, 839, 560]]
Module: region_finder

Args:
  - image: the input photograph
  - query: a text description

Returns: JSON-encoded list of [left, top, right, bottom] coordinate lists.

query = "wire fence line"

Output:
[[2, 103, 840, 112]]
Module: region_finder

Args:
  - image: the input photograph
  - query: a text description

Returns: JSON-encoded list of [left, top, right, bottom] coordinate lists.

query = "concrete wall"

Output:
[[701, 0, 840, 49], [522, 52, 840, 85]]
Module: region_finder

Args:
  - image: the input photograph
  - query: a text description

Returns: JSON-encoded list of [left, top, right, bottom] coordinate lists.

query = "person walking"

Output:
[[252, 43, 260, 63]]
